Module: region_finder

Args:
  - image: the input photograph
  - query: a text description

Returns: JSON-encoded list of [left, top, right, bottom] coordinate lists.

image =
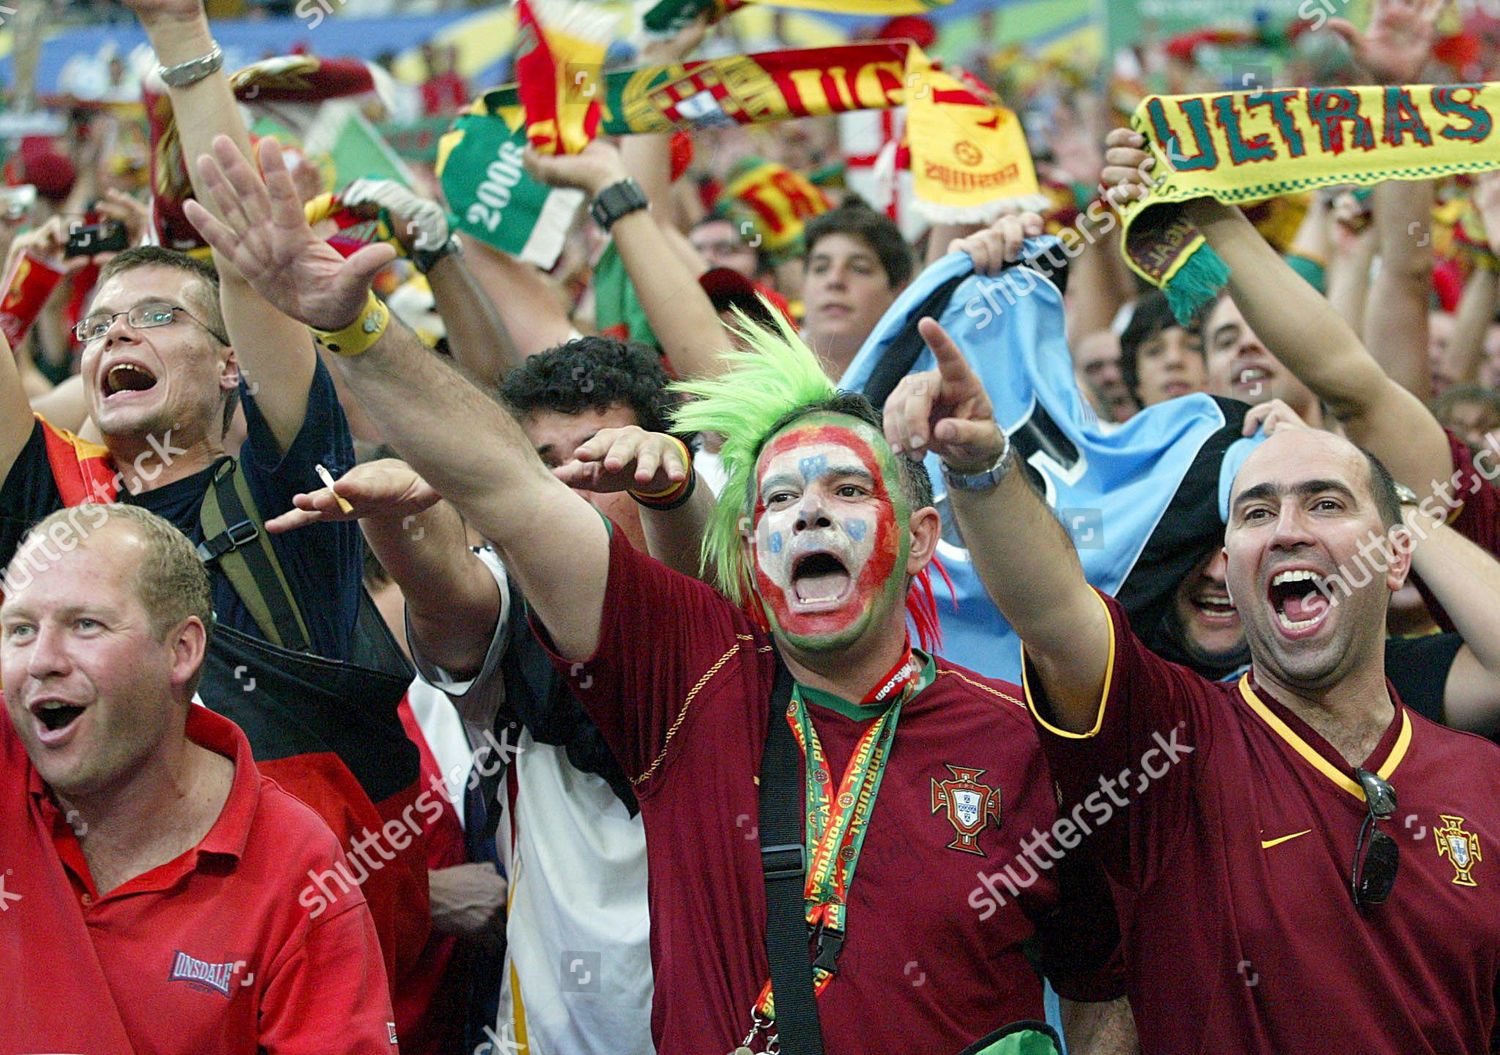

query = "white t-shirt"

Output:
[[409, 547, 654, 1055]]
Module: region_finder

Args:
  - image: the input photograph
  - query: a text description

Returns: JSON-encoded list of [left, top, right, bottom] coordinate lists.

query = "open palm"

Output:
[[1328, 0, 1447, 85], [184, 136, 397, 332]]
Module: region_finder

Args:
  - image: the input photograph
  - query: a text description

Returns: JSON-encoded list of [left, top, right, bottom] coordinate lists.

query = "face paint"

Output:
[[750, 415, 910, 652]]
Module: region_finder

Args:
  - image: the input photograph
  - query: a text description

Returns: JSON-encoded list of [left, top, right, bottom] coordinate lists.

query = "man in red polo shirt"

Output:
[[0, 504, 395, 1054], [884, 319, 1500, 1053]]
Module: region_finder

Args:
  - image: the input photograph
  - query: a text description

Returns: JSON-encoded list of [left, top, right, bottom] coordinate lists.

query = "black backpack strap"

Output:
[[197, 457, 312, 654], [759, 653, 824, 1055]]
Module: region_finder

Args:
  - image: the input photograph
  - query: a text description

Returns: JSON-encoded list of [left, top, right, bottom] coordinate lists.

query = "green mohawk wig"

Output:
[[669, 307, 836, 607]]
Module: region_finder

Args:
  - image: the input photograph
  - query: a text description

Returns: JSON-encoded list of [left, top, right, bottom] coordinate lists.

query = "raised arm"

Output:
[[339, 177, 526, 385], [883, 317, 1111, 730], [265, 458, 502, 680], [186, 135, 610, 661], [1363, 179, 1434, 402], [1329, 0, 1446, 401], [1325, 200, 1378, 332], [1447, 266, 1500, 387], [1408, 516, 1500, 736], [525, 140, 736, 380], [0, 319, 29, 483], [124, 0, 319, 453], [1102, 128, 1454, 496], [552, 425, 714, 582]]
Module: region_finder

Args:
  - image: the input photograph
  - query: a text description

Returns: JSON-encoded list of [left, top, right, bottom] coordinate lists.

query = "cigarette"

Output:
[[315, 464, 355, 514]]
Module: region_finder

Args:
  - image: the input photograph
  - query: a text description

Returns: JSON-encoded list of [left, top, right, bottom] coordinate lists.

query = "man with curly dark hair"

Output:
[[499, 336, 693, 554]]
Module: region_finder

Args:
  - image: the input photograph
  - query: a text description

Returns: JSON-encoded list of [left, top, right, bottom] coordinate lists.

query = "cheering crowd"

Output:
[[3, 0, 1500, 1052]]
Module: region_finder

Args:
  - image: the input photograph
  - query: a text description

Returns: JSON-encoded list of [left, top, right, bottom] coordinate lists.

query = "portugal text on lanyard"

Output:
[[739, 642, 931, 1052]]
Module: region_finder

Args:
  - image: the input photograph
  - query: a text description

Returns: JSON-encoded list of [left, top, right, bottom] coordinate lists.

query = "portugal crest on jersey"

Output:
[[1436, 814, 1482, 887], [931, 764, 1002, 855]]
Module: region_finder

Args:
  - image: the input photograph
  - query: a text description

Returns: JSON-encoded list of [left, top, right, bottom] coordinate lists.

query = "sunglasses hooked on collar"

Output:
[[1351, 767, 1400, 911]]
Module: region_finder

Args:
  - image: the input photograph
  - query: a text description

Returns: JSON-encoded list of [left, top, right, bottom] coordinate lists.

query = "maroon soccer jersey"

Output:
[[541, 529, 1119, 1055], [1024, 591, 1500, 1055], [1, 705, 397, 1054]]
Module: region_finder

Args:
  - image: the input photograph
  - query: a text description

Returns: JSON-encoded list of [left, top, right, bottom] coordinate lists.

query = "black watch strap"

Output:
[[590, 179, 649, 232], [410, 233, 461, 275]]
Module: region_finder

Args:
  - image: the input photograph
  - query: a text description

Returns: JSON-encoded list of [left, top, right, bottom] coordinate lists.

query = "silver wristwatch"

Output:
[[940, 431, 1013, 493], [158, 43, 224, 89]]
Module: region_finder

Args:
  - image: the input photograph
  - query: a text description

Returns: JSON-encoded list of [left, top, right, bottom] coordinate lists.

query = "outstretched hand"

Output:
[[1327, 0, 1448, 85], [1099, 128, 1156, 208], [883, 317, 1004, 474], [522, 139, 630, 198], [552, 426, 692, 494], [948, 211, 1045, 276], [184, 135, 397, 332], [265, 458, 441, 533], [1242, 398, 1312, 438]]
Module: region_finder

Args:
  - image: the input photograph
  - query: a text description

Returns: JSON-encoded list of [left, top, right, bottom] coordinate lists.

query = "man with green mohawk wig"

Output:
[[181, 132, 1132, 1055]]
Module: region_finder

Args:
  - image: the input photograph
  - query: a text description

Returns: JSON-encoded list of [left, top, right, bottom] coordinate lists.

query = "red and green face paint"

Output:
[[749, 415, 911, 652]]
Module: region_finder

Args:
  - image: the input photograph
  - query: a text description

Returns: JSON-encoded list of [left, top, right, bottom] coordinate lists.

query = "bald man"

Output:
[[884, 322, 1500, 1055]]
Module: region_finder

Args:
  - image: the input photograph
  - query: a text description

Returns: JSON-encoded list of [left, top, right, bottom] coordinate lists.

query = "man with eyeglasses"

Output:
[[885, 327, 1500, 1054], [0, 243, 362, 660]]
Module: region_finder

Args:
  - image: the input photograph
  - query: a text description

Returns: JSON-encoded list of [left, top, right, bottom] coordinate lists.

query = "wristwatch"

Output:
[[940, 432, 1014, 493], [589, 179, 649, 232], [158, 43, 224, 89], [410, 233, 462, 275]]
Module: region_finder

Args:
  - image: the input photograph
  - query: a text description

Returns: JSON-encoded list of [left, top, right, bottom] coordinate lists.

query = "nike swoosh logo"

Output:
[[1260, 829, 1313, 849]]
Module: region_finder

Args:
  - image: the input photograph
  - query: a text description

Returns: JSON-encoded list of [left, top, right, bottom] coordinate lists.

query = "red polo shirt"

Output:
[[0, 703, 398, 1054]]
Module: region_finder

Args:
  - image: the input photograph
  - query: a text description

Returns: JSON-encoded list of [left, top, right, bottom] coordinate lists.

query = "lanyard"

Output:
[[748, 641, 924, 1027]]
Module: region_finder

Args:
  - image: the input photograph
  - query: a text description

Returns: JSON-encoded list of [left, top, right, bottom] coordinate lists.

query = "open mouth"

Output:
[[1266, 569, 1330, 634], [1235, 366, 1271, 391], [791, 551, 853, 606], [1191, 591, 1237, 621], [102, 362, 159, 398], [33, 701, 86, 736]]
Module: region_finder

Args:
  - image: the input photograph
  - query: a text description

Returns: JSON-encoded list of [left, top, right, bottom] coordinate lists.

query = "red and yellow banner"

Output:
[[720, 158, 832, 254], [514, 0, 611, 155], [904, 47, 1041, 221]]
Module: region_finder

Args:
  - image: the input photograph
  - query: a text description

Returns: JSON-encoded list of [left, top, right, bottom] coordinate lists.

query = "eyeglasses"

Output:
[[74, 302, 228, 345], [1351, 768, 1400, 910]]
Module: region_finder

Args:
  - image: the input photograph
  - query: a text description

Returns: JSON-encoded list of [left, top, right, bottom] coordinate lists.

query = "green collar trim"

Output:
[[794, 650, 936, 720]]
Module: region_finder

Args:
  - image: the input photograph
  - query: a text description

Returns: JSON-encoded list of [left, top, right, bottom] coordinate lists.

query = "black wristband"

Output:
[[590, 179, 649, 232], [630, 469, 697, 511]]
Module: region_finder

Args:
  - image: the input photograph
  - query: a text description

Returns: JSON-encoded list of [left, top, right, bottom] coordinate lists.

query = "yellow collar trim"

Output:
[[1236, 676, 1411, 801]]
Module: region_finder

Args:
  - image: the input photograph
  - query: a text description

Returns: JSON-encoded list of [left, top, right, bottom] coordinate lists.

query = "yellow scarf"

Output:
[[904, 46, 1042, 222], [1121, 83, 1500, 320]]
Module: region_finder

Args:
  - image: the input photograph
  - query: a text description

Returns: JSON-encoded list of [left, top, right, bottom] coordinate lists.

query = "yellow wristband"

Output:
[[628, 436, 695, 505], [311, 291, 390, 357]]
